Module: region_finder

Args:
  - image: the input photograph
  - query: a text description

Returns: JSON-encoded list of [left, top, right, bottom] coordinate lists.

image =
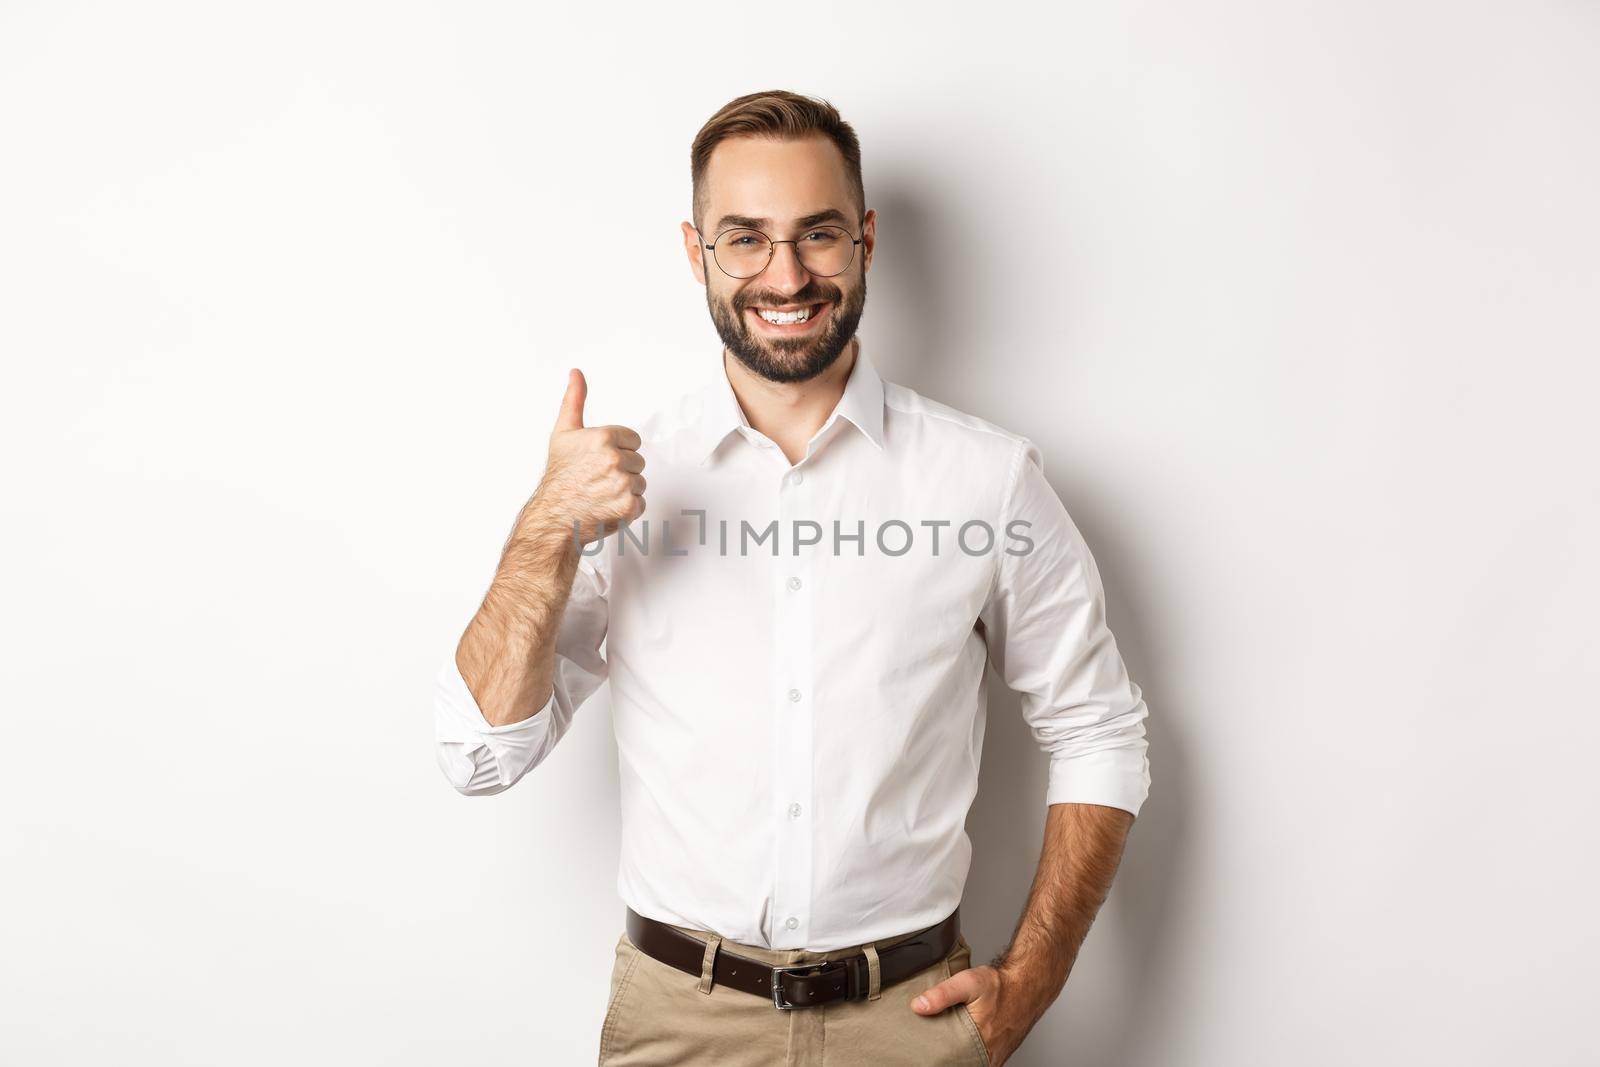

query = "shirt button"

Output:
[[785, 916, 799, 930], [788, 802, 802, 818], [788, 688, 801, 703], [787, 576, 802, 591], [788, 472, 804, 486]]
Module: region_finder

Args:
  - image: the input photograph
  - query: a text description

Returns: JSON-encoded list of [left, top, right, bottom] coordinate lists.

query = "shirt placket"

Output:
[[770, 460, 815, 949]]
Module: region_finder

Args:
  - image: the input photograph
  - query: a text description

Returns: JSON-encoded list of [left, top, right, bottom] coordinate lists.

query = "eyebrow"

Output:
[[710, 208, 854, 233]]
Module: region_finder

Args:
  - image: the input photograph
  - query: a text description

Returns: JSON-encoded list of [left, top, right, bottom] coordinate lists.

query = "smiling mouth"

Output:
[[746, 301, 830, 331]]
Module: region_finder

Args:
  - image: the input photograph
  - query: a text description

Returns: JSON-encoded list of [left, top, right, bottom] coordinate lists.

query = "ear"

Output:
[[860, 209, 877, 274], [681, 221, 707, 285]]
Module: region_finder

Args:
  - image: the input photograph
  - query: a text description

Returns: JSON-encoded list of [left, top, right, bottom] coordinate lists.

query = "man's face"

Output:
[[682, 135, 876, 384]]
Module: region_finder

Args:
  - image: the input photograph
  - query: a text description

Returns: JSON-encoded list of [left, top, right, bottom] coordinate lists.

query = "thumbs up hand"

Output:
[[534, 368, 646, 546]]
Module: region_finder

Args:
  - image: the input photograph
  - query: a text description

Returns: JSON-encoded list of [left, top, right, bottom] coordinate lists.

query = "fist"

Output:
[[534, 368, 646, 545]]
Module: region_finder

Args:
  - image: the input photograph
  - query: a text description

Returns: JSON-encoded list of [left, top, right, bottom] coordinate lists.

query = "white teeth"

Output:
[[757, 306, 813, 325]]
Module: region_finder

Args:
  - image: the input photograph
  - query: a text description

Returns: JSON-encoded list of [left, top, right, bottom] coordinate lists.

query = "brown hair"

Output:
[[689, 90, 865, 232]]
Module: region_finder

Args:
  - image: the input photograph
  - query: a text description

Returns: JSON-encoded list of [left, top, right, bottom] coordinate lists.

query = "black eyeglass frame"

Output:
[[696, 216, 867, 280]]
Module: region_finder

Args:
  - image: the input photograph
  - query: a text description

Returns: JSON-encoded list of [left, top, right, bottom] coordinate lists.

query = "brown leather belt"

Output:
[[624, 907, 960, 1010]]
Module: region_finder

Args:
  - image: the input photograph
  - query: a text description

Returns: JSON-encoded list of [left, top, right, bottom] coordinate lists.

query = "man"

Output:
[[434, 90, 1151, 1066]]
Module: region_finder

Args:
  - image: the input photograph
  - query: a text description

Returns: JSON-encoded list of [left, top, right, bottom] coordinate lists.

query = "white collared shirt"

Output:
[[433, 345, 1150, 951]]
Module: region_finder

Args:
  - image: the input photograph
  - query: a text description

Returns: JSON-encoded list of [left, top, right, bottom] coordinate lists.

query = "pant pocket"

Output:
[[597, 933, 642, 1065], [946, 938, 991, 1066], [954, 1001, 992, 1066]]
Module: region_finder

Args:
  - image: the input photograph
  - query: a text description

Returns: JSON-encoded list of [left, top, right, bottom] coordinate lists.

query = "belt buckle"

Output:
[[770, 962, 836, 1010]]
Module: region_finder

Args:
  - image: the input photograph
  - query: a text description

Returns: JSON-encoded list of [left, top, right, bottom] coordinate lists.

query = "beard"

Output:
[[708, 273, 866, 384]]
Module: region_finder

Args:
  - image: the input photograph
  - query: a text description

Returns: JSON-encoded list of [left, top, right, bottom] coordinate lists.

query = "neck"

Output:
[[723, 337, 859, 465]]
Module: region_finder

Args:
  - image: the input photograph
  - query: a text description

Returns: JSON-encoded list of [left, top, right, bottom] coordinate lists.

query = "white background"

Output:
[[2, 2, 1596, 1064]]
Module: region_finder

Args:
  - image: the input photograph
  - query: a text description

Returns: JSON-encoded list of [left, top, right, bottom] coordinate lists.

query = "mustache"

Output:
[[733, 282, 842, 311]]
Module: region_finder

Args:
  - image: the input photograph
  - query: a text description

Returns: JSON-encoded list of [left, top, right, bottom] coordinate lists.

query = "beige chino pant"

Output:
[[597, 916, 992, 1066]]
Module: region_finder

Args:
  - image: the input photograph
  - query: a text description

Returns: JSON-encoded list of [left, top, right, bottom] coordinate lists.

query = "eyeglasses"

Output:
[[698, 220, 865, 280]]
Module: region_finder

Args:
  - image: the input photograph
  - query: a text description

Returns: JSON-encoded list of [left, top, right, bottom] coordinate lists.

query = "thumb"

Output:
[[554, 368, 587, 430], [912, 972, 978, 1015]]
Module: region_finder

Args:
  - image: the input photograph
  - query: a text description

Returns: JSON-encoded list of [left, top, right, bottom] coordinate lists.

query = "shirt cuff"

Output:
[[433, 658, 556, 790], [1044, 748, 1151, 816]]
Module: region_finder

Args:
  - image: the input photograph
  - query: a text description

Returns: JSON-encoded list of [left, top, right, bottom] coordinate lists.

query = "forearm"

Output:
[[455, 500, 582, 727], [992, 802, 1135, 1019]]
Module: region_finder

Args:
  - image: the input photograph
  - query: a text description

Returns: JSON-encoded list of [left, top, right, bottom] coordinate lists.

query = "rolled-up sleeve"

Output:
[[433, 554, 611, 796], [978, 439, 1151, 816]]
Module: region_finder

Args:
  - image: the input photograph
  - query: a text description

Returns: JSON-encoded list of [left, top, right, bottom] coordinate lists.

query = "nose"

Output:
[[761, 240, 811, 295]]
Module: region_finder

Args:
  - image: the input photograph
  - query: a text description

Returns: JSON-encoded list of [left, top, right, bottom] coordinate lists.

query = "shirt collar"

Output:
[[692, 339, 886, 466]]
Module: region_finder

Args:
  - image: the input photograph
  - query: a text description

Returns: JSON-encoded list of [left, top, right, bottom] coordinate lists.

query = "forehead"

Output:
[[701, 134, 856, 227]]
